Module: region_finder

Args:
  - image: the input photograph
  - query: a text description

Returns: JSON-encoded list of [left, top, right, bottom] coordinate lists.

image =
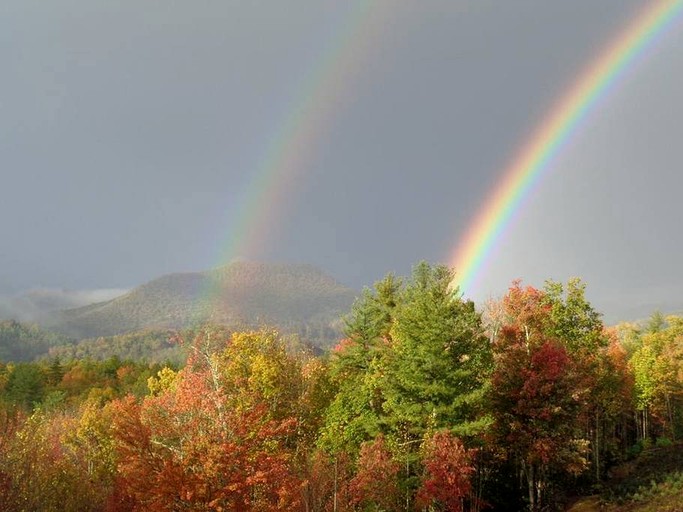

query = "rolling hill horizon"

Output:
[[1, 261, 680, 341], [0, 261, 360, 353], [32, 261, 358, 347]]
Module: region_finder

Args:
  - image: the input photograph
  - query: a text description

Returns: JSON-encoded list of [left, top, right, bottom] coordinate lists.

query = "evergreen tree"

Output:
[[318, 274, 400, 453], [383, 262, 492, 440]]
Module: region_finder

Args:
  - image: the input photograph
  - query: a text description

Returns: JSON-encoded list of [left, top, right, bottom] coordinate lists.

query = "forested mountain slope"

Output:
[[0, 320, 74, 362], [45, 262, 356, 347]]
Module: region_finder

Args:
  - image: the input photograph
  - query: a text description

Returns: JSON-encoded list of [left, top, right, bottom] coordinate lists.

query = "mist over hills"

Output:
[[39, 262, 357, 347], [0, 288, 128, 323]]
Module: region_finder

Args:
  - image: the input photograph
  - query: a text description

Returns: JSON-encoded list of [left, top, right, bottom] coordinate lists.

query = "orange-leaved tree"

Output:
[[110, 330, 303, 511]]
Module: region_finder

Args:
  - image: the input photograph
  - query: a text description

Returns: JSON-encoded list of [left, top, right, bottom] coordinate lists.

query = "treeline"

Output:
[[1, 319, 341, 363], [47, 330, 183, 363], [0, 323, 195, 364], [1, 262, 682, 511], [0, 320, 74, 362]]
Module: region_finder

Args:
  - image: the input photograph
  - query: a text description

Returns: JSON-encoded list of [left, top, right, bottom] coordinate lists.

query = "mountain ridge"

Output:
[[43, 261, 357, 347]]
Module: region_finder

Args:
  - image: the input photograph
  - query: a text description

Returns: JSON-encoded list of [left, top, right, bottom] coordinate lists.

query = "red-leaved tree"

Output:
[[491, 327, 584, 510], [349, 435, 401, 511], [416, 431, 474, 512], [301, 449, 354, 512]]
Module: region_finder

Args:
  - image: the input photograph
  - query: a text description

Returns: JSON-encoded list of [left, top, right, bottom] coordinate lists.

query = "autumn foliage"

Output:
[[349, 435, 401, 511], [416, 431, 475, 512], [110, 333, 303, 511], [3, 265, 683, 511]]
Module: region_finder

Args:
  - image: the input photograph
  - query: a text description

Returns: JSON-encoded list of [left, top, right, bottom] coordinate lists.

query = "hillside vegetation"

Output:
[[47, 329, 183, 364], [3, 262, 683, 511], [569, 443, 683, 511], [0, 320, 74, 362], [46, 262, 356, 347]]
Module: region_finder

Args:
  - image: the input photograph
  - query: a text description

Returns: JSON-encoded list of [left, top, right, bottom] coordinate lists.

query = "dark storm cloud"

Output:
[[1, 1, 681, 321]]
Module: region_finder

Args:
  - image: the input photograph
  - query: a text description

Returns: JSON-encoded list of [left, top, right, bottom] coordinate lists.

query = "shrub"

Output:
[[627, 442, 643, 458], [655, 437, 673, 448]]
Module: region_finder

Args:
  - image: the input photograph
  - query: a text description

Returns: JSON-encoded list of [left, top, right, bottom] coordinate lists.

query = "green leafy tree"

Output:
[[318, 274, 400, 453], [321, 263, 491, 509], [543, 278, 605, 353], [5, 363, 45, 408], [383, 263, 491, 440], [628, 315, 683, 441]]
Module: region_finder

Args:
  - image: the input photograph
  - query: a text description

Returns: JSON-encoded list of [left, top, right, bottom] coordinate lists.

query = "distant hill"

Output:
[[45, 262, 357, 348]]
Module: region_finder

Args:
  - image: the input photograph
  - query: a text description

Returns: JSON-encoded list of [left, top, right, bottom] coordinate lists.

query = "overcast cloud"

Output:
[[1, 1, 681, 323]]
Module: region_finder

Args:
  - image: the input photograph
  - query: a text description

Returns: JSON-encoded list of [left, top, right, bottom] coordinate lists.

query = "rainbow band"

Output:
[[450, 0, 683, 296], [214, 1, 381, 265]]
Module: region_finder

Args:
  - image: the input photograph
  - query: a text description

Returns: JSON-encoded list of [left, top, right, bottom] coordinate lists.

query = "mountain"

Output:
[[45, 262, 357, 347]]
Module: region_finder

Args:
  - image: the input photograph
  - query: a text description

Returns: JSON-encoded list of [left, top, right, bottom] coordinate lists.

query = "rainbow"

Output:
[[212, 1, 384, 266], [450, 0, 683, 296]]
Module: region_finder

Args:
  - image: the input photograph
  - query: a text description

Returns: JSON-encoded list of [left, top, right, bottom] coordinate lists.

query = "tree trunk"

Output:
[[333, 457, 337, 512], [526, 462, 536, 511], [595, 409, 600, 482], [666, 393, 675, 440]]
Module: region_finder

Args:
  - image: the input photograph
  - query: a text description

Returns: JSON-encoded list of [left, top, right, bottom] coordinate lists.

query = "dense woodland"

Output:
[[1, 262, 682, 511]]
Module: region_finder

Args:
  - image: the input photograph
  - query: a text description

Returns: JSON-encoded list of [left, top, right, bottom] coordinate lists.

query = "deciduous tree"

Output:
[[111, 330, 303, 511], [349, 435, 401, 511], [416, 431, 474, 512]]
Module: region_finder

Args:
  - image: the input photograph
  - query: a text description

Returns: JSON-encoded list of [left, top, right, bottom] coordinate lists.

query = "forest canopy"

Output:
[[1, 263, 682, 511]]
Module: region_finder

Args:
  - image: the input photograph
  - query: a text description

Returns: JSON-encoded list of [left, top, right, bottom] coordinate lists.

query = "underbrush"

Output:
[[599, 441, 683, 511]]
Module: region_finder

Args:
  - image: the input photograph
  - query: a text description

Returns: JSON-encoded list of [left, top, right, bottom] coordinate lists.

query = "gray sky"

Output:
[[1, 1, 681, 322]]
